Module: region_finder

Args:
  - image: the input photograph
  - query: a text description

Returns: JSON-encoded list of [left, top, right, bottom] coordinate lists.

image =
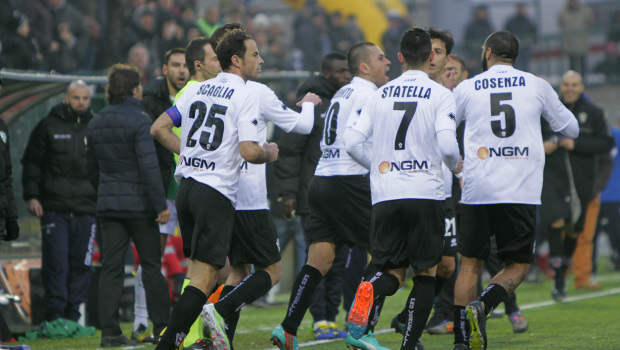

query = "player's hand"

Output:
[[278, 197, 297, 220], [558, 138, 575, 150], [27, 199, 43, 217], [263, 142, 279, 162], [451, 155, 464, 175], [441, 70, 457, 91], [297, 92, 322, 107], [156, 208, 171, 224]]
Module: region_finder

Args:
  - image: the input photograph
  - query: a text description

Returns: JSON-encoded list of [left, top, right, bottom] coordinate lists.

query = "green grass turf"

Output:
[[14, 265, 620, 349]]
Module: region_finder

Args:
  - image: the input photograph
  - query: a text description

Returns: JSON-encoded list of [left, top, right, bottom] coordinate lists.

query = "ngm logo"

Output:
[[477, 146, 529, 160], [378, 160, 429, 174], [178, 155, 216, 170]]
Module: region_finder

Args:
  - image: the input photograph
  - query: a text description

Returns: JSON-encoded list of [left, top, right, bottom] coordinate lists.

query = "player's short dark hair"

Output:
[[321, 52, 347, 73], [450, 54, 466, 69], [211, 23, 246, 51], [400, 27, 432, 68], [186, 37, 210, 76], [164, 48, 186, 66], [215, 29, 252, 72], [347, 42, 376, 76], [429, 27, 454, 55], [484, 31, 519, 63], [106, 63, 140, 104]]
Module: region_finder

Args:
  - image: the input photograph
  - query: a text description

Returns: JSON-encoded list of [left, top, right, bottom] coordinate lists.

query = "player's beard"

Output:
[[481, 57, 488, 72]]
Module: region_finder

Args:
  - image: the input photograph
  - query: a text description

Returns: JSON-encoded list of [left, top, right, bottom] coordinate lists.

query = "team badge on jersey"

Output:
[[0, 131, 6, 144], [578, 112, 588, 124]]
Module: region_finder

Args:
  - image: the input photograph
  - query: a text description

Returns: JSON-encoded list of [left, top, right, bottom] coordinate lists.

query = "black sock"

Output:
[[452, 305, 468, 345], [281, 265, 323, 336], [548, 225, 563, 257], [363, 261, 380, 281], [401, 276, 435, 350], [364, 272, 399, 332], [434, 275, 448, 296], [225, 310, 240, 347], [367, 295, 385, 332], [215, 270, 272, 321], [478, 283, 508, 315], [220, 285, 235, 300], [157, 286, 206, 350], [397, 305, 408, 324]]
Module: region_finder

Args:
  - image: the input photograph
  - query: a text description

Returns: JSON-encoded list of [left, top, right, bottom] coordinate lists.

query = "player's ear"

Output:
[[397, 52, 405, 65], [360, 62, 369, 75], [462, 70, 469, 80]]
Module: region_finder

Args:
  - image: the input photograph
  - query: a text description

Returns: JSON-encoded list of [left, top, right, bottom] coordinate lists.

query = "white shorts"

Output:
[[159, 199, 179, 235]]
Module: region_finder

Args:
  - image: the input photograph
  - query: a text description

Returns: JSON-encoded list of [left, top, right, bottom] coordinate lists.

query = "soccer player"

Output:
[[390, 27, 459, 338], [344, 27, 463, 350], [198, 23, 321, 350], [151, 29, 278, 350], [270, 41, 391, 350], [451, 31, 579, 350]]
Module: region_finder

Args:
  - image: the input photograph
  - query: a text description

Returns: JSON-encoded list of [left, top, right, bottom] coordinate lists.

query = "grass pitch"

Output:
[[15, 265, 620, 350]]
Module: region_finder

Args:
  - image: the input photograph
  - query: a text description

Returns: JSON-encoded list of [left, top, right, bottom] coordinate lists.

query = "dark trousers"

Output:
[[41, 211, 96, 321], [97, 217, 169, 336]]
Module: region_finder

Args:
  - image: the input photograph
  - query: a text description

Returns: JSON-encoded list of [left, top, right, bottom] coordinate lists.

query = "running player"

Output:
[[270, 41, 391, 350], [451, 31, 579, 350], [344, 27, 463, 350], [151, 29, 278, 350]]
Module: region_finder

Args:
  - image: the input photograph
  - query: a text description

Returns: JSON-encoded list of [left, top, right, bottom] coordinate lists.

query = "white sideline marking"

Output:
[[264, 287, 620, 349]]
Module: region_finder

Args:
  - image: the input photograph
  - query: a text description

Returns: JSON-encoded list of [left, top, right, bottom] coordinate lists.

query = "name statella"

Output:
[[381, 85, 431, 99]]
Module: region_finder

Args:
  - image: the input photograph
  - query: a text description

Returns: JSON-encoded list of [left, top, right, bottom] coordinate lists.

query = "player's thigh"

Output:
[[459, 204, 493, 260], [229, 210, 281, 268], [493, 204, 536, 263]]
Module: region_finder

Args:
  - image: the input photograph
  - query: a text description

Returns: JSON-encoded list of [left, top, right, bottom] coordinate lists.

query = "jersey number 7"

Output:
[[394, 101, 418, 150], [186, 101, 228, 151]]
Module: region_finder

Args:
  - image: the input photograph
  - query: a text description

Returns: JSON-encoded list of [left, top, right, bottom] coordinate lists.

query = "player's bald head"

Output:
[[347, 42, 376, 76]]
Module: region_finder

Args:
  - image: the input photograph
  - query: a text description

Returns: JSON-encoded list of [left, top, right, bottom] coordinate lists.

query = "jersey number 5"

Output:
[[186, 101, 228, 151], [490, 93, 516, 138], [394, 101, 418, 150]]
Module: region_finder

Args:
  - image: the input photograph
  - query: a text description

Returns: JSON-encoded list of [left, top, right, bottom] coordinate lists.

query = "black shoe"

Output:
[[101, 334, 139, 347], [466, 300, 487, 350], [415, 340, 425, 350], [131, 324, 157, 344], [552, 287, 567, 302], [391, 314, 405, 335], [453, 343, 471, 350]]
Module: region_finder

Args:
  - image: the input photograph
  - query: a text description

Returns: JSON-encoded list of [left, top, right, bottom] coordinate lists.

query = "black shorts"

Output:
[[370, 199, 444, 270], [443, 197, 458, 257], [176, 177, 235, 267], [304, 175, 372, 250], [459, 203, 536, 263], [229, 210, 281, 267]]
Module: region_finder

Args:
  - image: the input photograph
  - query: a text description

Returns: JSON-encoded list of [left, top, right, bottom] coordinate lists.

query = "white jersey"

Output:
[[236, 81, 314, 210], [454, 65, 575, 205], [350, 70, 457, 205], [314, 77, 377, 176], [168, 72, 260, 205]]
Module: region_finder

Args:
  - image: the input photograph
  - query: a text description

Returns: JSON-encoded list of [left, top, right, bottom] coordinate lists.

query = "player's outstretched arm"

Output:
[[151, 112, 181, 154], [240, 141, 279, 164]]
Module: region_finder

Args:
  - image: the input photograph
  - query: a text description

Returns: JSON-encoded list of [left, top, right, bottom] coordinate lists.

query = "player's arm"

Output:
[[538, 78, 579, 138], [344, 108, 373, 169], [151, 108, 181, 155], [261, 87, 319, 135], [437, 92, 462, 173], [240, 141, 279, 164]]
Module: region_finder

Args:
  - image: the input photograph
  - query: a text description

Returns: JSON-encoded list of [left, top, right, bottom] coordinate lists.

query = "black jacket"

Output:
[[21, 102, 96, 215], [141, 77, 176, 196], [85, 97, 167, 219], [0, 119, 17, 221], [274, 74, 338, 215], [541, 95, 614, 230]]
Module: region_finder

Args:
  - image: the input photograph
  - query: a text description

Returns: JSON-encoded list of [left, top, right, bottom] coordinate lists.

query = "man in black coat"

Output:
[[0, 76, 19, 243], [22, 80, 97, 323], [541, 70, 614, 300], [274, 52, 357, 339], [132, 47, 187, 343], [86, 64, 170, 348]]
